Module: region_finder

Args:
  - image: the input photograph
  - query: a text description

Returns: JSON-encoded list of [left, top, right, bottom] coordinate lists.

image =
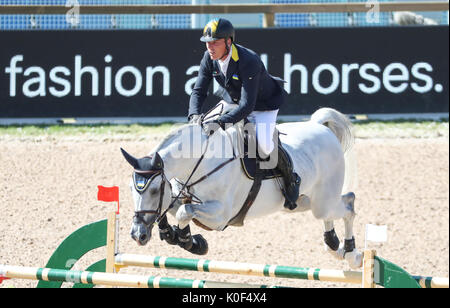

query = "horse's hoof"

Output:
[[325, 244, 345, 260], [345, 249, 363, 269], [188, 234, 209, 255]]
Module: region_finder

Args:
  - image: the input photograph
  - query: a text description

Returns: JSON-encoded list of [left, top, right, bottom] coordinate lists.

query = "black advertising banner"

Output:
[[0, 26, 448, 118]]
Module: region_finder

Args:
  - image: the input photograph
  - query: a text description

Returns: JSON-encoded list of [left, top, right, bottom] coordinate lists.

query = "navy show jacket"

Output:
[[188, 43, 287, 124]]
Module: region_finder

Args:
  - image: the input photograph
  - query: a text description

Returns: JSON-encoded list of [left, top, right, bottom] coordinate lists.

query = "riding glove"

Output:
[[188, 114, 203, 125], [202, 119, 225, 136]]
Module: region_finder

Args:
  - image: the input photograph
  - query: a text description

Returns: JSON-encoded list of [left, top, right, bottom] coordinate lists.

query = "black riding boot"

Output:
[[276, 146, 301, 210]]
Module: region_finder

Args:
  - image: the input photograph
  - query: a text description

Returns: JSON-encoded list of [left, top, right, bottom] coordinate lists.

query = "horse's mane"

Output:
[[153, 123, 197, 152]]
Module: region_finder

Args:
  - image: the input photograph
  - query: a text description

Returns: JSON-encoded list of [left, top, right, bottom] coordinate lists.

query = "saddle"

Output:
[[240, 142, 289, 180]]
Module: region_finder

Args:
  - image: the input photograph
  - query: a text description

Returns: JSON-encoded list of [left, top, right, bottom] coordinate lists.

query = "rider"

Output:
[[188, 18, 301, 210]]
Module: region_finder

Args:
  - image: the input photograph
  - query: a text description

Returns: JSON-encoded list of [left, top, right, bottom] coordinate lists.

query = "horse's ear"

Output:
[[120, 148, 139, 169], [151, 152, 164, 170]]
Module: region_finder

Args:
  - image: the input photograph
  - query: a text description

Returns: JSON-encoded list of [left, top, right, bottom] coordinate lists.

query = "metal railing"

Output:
[[1, 1, 448, 27]]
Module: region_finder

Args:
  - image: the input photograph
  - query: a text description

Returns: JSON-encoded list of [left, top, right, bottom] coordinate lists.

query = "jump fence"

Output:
[[1, 212, 448, 288]]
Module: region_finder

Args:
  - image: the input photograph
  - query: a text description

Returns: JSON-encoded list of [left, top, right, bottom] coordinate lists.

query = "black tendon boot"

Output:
[[176, 225, 209, 255], [276, 146, 301, 210], [176, 225, 194, 251], [158, 216, 178, 245]]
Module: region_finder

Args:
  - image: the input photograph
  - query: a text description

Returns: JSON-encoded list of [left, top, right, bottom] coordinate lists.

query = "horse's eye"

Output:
[[149, 188, 159, 195]]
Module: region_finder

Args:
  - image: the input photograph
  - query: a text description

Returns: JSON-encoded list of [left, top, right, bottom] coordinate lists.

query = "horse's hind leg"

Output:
[[341, 192, 362, 269], [324, 220, 344, 260], [322, 192, 362, 269]]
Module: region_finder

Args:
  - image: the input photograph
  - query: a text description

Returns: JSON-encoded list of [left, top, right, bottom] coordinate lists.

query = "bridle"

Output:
[[132, 167, 169, 227]]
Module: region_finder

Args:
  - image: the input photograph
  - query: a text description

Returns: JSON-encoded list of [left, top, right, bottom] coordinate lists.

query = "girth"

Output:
[[226, 130, 290, 228], [226, 159, 264, 227]]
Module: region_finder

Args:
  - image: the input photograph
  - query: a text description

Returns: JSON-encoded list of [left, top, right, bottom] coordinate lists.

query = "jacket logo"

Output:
[[232, 74, 239, 80]]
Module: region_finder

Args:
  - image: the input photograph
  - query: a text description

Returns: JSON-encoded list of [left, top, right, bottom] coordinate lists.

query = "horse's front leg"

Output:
[[158, 214, 209, 255], [176, 200, 231, 231], [158, 216, 178, 245], [172, 200, 231, 255], [174, 223, 208, 255]]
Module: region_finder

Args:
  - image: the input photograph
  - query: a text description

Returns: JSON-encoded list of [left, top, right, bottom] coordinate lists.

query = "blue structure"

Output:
[[0, 0, 448, 30]]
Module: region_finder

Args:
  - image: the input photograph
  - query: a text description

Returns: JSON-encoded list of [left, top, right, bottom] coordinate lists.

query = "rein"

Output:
[[134, 130, 238, 226]]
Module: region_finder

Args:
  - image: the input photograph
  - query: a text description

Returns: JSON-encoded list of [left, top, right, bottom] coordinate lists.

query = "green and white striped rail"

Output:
[[0, 264, 285, 288], [115, 254, 362, 285], [115, 254, 449, 288], [413, 276, 450, 289]]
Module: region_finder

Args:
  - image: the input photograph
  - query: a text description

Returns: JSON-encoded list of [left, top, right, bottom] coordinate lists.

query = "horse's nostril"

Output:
[[139, 234, 147, 242]]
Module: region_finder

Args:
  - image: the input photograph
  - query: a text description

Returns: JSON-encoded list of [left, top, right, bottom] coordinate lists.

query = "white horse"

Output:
[[121, 107, 362, 269]]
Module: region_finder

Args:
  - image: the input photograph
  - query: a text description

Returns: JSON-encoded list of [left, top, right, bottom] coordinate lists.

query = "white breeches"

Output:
[[247, 110, 278, 156], [219, 100, 278, 156]]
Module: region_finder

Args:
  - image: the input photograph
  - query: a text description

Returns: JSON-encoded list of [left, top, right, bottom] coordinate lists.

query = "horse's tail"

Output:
[[310, 107, 354, 153], [310, 108, 357, 193]]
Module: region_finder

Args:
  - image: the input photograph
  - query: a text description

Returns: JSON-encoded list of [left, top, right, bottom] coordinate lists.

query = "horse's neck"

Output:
[[157, 124, 237, 183], [156, 125, 208, 182]]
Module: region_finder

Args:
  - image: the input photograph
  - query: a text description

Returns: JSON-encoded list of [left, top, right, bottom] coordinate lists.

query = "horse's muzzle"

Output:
[[131, 223, 153, 246]]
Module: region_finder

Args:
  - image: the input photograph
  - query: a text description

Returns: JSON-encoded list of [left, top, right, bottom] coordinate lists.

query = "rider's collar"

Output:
[[231, 43, 239, 62]]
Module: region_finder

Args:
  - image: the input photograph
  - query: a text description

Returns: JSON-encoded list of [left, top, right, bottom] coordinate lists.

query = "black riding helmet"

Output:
[[200, 18, 235, 43]]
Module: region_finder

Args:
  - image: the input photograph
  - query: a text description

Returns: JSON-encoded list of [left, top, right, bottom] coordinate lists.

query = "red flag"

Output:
[[97, 185, 120, 214], [0, 276, 10, 284]]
